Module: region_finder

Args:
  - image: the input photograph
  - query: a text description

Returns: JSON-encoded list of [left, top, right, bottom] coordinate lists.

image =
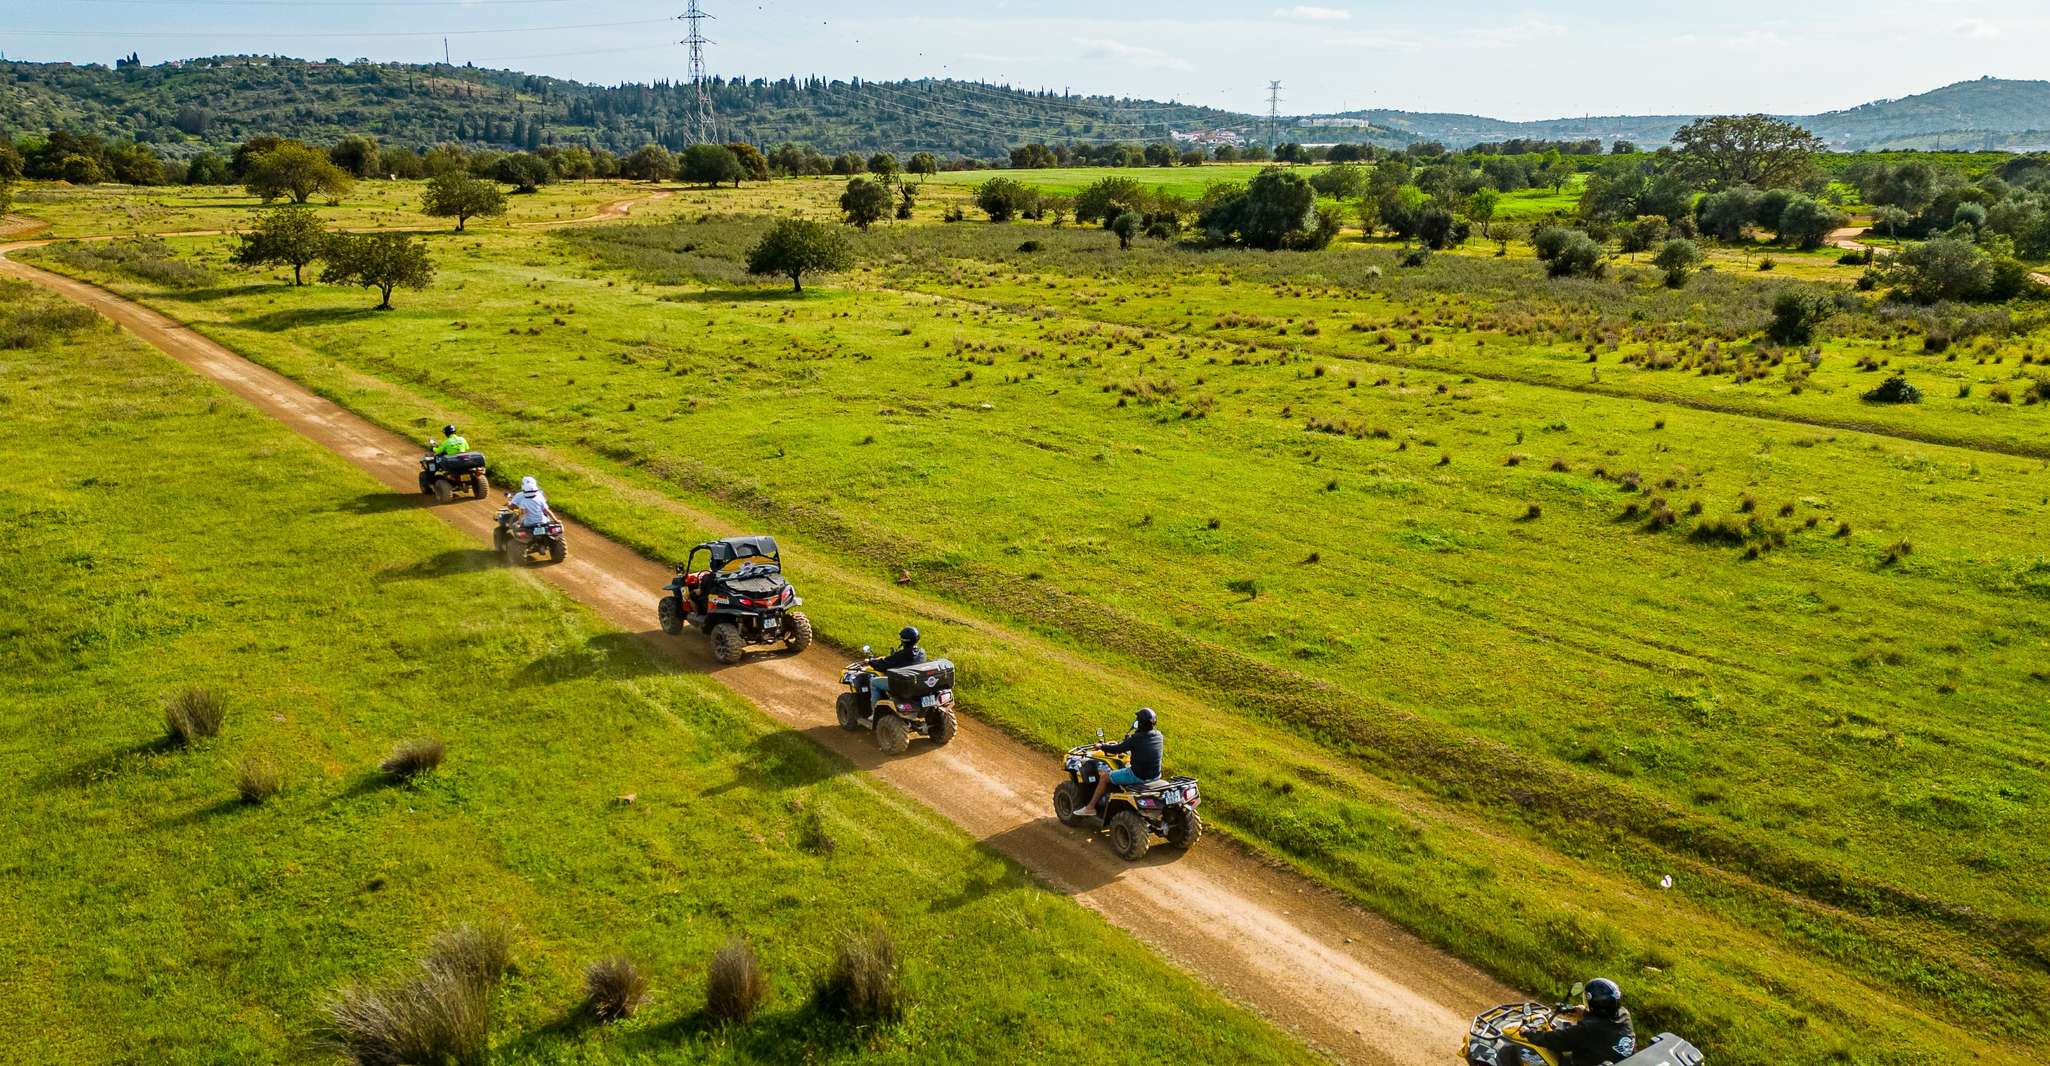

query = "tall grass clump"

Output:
[[235, 753, 284, 803], [583, 956, 650, 1022], [705, 937, 769, 1023], [326, 925, 509, 1066], [380, 737, 445, 780], [816, 927, 906, 1023], [163, 687, 227, 745]]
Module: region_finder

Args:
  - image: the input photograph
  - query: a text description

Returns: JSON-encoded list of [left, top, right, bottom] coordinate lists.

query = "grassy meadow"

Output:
[[0, 277, 1314, 1064], [16, 177, 2050, 1066]]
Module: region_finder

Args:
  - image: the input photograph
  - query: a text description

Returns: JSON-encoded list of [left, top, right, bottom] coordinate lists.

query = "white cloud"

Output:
[[1954, 18, 2003, 38], [1274, 5, 1351, 20], [1459, 15, 1567, 49], [1074, 36, 1194, 71]]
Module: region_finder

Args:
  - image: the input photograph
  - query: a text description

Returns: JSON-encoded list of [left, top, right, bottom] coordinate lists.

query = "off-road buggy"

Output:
[[837, 653, 958, 754], [1052, 733, 1201, 861], [656, 535, 813, 664], [419, 441, 489, 502], [1463, 1000, 1703, 1066]]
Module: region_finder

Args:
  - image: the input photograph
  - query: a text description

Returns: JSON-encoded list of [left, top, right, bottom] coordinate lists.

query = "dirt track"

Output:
[[1, 217, 1511, 1064], [1828, 224, 2050, 287]]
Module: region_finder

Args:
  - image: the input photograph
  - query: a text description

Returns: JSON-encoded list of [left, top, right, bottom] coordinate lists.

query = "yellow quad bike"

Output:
[[1463, 1000, 1703, 1066], [836, 654, 959, 755], [1052, 734, 1201, 861]]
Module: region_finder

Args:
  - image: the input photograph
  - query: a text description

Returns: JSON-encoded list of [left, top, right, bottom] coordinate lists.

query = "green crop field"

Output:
[[15, 174, 2049, 1066], [0, 276, 1311, 1064]]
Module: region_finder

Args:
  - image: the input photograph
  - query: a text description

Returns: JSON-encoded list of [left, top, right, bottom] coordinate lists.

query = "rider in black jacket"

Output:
[[1518, 979, 1636, 1065], [1081, 707, 1162, 816], [863, 626, 926, 711]]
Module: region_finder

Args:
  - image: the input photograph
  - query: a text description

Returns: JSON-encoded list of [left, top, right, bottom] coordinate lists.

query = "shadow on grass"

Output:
[[495, 1004, 597, 1059], [151, 796, 249, 830], [160, 282, 280, 304], [333, 490, 426, 516], [624, 998, 884, 1061], [658, 288, 802, 304], [37, 736, 177, 790], [517, 631, 675, 685], [926, 866, 1027, 914], [700, 728, 854, 798], [377, 548, 501, 583], [230, 305, 382, 332]]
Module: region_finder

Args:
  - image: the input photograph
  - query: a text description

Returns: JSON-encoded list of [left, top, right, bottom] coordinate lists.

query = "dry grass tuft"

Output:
[[584, 956, 650, 1022], [705, 937, 769, 1023], [164, 688, 227, 745], [381, 737, 445, 780], [236, 754, 285, 804], [816, 927, 906, 1023]]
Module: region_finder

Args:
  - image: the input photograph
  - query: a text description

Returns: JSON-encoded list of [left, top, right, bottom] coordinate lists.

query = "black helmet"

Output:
[[899, 626, 920, 645], [1134, 707, 1157, 730], [1584, 978, 1623, 1018], [442, 423, 458, 436]]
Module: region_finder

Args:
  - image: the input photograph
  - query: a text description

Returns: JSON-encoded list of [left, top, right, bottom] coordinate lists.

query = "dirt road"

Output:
[[1, 239, 1511, 1065], [1828, 224, 2050, 287]]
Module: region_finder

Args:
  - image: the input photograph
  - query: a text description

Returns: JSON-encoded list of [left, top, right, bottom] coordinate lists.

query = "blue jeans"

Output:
[[869, 676, 890, 704]]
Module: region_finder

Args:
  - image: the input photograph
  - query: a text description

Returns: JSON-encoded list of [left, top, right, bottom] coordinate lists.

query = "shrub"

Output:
[[381, 737, 445, 780], [164, 688, 227, 745], [705, 938, 769, 1023], [1652, 238, 1703, 288], [1546, 233, 1606, 279], [1862, 375, 1922, 405], [1399, 247, 1431, 268], [584, 956, 650, 1022], [236, 754, 284, 803], [1015, 240, 1041, 253], [817, 927, 905, 1023], [1767, 290, 1835, 345]]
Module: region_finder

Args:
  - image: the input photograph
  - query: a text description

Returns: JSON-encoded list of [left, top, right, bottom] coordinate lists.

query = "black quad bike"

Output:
[[419, 442, 490, 502], [494, 501, 566, 566], [1462, 999, 1704, 1066], [656, 535, 813, 664], [1052, 734, 1202, 861], [837, 653, 959, 754]]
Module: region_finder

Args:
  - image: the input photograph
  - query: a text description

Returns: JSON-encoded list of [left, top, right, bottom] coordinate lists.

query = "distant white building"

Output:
[[1171, 129, 1246, 147]]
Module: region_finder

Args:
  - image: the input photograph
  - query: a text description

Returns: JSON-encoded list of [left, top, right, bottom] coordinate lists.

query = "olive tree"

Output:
[[231, 206, 329, 285], [1652, 238, 1704, 288], [839, 177, 891, 229], [745, 217, 854, 292], [322, 233, 435, 310], [421, 172, 507, 231], [244, 144, 353, 204]]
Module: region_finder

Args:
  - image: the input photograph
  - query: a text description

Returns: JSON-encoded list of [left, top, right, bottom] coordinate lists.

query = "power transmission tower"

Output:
[[1266, 80, 1283, 152], [683, 0, 717, 145]]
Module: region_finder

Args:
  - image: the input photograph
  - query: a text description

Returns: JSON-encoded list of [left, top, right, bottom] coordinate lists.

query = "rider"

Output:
[[1513, 978, 1635, 1066], [434, 424, 469, 457], [508, 476, 556, 532], [1080, 708, 1162, 817], [864, 626, 925, 710]]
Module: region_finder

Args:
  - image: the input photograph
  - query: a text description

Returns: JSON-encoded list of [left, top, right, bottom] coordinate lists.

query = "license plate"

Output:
[[920, 695, 938, 708], [763, 619, 779, 629]]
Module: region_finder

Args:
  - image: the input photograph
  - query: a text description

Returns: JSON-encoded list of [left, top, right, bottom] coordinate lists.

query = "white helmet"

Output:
[[520, 476, 539, 493]]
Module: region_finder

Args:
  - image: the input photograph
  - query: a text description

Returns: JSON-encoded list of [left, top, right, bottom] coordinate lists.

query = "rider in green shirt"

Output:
[[434, 424, 469, 457]]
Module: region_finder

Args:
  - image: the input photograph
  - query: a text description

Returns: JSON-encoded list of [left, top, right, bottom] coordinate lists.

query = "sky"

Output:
[[5, 0, 2048, 120]]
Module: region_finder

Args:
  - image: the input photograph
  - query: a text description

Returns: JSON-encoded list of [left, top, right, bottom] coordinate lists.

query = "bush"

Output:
[[1546, 233, 1607, 279], [705, 937, 769, 1023], [1767, 290, 1835, 345], [816, 927, 905, 1022], [1862, 375, 1923, 404], [1399, 247, 1431, 268], [326, 928, 507, 1066], [164, 688, 226, 745], [236, 754, 284, 803], [1652, 239, 1703, 288], [584, 956, 650, 1022], [381, 737, 445, 780], [1530, 225, 1575, 262]]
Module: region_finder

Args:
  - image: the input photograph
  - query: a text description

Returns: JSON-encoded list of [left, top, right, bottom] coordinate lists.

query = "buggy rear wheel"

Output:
[[835, 692, 863, 731], [925, 706, 957, 746], [875, 714, 910, 755], [657, 596, 684, 636], [1053, 781, 1084, 826], [1167, 809, 1203, 849], [432, 478, 454, 503], [782, 611, 813, 653], [709, 623, 746, 664], [1109, 810, 1151, 861]]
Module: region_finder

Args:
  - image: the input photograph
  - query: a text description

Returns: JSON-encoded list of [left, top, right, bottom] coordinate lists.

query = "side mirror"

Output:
[[1567, 982, 1585, 1001], [861, 644, 873, 656], [1095, 727, 1105, 741]]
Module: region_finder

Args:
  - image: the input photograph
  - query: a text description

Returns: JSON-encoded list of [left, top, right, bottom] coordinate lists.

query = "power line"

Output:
[[8, 17, 679, 39], [1266, 80, 1283, 151], [58, 0, 580, 6], [682, 0, 715, 144]]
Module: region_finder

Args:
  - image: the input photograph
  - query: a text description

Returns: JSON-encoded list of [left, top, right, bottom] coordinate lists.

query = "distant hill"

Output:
[[3, 56, 2047, 157]]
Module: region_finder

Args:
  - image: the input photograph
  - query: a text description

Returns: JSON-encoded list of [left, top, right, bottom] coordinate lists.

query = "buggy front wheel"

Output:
[[1109, 810, 1151, 861], [657, 596, 684, 635]]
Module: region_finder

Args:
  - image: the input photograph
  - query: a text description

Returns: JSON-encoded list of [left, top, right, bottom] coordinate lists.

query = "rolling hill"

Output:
[[3, 54, 2048, 158]]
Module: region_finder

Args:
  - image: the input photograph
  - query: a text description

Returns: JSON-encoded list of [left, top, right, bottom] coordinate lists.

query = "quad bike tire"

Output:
[[782, 611, 814, 653], [835, 693, 863, 732], [492, 527, 508, 553], [875, 714, 910, 755], [1053, 781, 1084, 826], [502, 537, 526, 567], [1167, 808, 1203, 849], [657, 596, 684, 636], [432, 478, 454, 504], [709, 623, 746, 665], [471, 478, 491, 500], [418, 472, 434, 495], [925, 706, 958, 746], [547, 539, 566, 565], [1109, 810, 1152, 862]]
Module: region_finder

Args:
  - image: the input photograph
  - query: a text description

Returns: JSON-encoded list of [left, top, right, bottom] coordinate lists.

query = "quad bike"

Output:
[[1052, 733, 1201, 861], [656, 535, 812, 664], [1462, 999, 1703, 1066], [836, 652, 958, 754], [494, 502, 566, 566], [419, 441, 490, 502]]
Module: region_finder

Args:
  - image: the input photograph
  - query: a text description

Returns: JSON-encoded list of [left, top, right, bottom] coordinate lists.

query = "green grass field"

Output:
[[0, 276, 1312, 1064], [16, 177, 2049, 1066]]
